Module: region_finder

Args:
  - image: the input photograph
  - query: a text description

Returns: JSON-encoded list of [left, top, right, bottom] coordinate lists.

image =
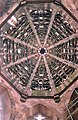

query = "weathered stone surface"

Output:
[[0, 0, 78, 120]]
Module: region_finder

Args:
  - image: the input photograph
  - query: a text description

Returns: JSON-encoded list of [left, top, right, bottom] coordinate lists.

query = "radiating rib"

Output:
[[24, 7, 42, 47], [2, 54, 38, 69], [43, 9, 57, 47], [47, 31, 78, 50], [0, 34, 37, 50], [43, 55, 56, 94], [47, 53, 78, 70], [0, 53, 5, 56], [26, 56, 41, 88]]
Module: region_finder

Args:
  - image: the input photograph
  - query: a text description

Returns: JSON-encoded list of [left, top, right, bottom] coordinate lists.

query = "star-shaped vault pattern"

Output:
[[0, 0, 78, 102]]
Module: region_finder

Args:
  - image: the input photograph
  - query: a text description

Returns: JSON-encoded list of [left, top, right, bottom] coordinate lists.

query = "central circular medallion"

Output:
[[40, 48, 45, 54], [38, 48, 47, 55]]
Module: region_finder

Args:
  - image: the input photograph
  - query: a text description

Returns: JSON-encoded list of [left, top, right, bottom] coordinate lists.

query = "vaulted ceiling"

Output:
[[0, 0, 78, 120]]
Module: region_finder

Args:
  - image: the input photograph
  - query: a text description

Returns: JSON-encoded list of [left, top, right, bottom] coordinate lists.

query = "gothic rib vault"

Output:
[[0, 0, 78, 104]]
